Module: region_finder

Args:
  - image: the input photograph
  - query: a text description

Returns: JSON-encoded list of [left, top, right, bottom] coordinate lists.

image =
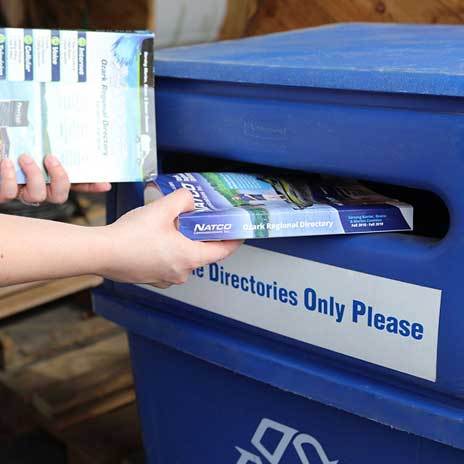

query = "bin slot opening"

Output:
[[159, 152, 449, 240], [363, 181, 448, 239]]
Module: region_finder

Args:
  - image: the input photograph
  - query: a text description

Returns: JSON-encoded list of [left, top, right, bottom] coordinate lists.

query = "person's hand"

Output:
[[0, 154, 111, 205], [101, 188, 242, 288]]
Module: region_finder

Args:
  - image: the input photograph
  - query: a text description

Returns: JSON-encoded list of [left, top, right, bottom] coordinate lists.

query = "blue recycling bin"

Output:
[[95, 24, 464, 462]]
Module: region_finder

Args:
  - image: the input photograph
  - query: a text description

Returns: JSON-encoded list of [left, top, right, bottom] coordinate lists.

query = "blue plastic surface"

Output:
[[95, 291, 464, 461], [150, 24, 464, 399], [156, 23, 464, 96], [97, 23, 464, 462]]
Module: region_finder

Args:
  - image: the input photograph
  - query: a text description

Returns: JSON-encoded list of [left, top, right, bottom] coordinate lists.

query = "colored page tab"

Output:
[[50, 30, 60, 81], [0, 29, 6, 79], [77, 31, 87, 82], [23, 29, 34, 81]]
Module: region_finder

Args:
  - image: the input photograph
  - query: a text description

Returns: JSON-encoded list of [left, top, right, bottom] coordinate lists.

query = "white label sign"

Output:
[[140, 245, 442, 381]]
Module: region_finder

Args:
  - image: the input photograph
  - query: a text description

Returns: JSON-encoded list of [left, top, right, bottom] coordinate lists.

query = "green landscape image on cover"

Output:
[[202, 172, 270, 238]]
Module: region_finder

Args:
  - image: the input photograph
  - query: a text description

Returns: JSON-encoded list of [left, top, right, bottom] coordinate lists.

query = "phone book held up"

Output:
[[0, 28, 157, 183]]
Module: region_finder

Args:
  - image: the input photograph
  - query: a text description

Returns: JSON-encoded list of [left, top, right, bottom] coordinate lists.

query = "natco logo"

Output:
[[235, 418, 339, 464], [194, 223, 232, 234]]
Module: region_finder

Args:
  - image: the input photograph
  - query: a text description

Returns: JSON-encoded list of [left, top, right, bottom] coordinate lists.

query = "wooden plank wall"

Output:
[[8, 1, 464, 34], [6, 0, 149, 29], [221, 0, 464, 39]]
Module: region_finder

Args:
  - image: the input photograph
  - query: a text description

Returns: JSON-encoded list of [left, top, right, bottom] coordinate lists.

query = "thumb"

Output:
[[192, 239, 243, 266], [157, 188, 195, 218]]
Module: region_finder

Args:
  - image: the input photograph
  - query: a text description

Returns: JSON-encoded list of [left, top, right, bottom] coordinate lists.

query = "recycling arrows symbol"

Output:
[[235, 418, 339, 464], [293, 433, 339, 464]]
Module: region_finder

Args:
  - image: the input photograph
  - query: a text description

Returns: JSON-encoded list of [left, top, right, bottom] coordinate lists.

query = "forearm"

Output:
[[0, 214, 109, 286], [0, 189, 242, 288]]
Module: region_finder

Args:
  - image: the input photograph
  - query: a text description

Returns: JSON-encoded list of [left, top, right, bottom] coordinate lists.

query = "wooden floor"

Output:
[[0, 296, 144, 464]]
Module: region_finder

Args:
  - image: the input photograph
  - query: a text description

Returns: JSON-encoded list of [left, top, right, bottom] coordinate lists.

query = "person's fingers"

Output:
[[149, 281, 172, 289], [44, 155, 70, 204], [71, 183, 112, 193], [0, 159, 19, 203], [154, 188, 195, 219], [18, 154, 46, 203], [190, 239, 243, 267]]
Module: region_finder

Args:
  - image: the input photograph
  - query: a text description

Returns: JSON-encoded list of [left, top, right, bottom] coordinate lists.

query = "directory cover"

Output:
[[0, 28, 157, 183], [145, 172, 414, 240]]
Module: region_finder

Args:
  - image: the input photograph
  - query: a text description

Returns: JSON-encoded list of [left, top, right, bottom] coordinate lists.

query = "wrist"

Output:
[[90, 224, 118, 279]]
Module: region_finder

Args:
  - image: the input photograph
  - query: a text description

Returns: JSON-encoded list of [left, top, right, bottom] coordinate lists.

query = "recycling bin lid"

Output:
[[155, 23, 464, 97]]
